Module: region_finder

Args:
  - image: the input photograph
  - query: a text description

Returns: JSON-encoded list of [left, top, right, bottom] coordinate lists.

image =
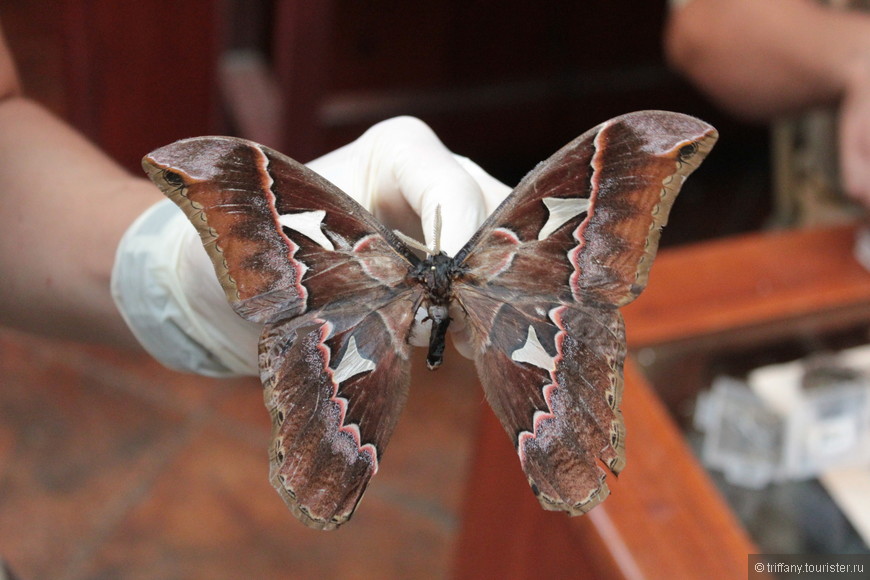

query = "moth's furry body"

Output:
[[410, 251, 465, 369]]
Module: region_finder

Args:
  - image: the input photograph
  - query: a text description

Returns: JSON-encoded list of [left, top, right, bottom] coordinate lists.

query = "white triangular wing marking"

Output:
[[511, 325, 556, 372], [332, 336, 377, 384], [539, 197, 591, 240], [278, 210, 335, 250]]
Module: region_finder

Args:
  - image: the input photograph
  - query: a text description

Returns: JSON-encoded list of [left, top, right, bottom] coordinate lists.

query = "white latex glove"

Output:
[[308, 116, 510, 256], [112, 116, 511, 377]]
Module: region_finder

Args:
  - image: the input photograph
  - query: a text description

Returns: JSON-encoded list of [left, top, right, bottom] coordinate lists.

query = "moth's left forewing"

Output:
[[143, 138, 311, 322], [453, 111, 717, 517], [143, 137, 420, 323]]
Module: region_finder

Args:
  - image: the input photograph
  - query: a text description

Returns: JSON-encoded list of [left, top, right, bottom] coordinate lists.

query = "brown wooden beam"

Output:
[[623, 223, 870, 351]]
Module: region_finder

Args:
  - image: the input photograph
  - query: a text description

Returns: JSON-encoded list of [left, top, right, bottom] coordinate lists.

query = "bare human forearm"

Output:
[[0, 27, 162, 347], [665, 0, 870, 120]]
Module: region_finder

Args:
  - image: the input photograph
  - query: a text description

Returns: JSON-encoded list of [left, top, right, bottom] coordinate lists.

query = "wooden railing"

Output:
[[454, 223, 870, 579]]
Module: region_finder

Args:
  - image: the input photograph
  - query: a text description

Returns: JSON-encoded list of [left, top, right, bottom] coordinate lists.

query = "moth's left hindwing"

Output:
[[258, 296, 417, 529], [454, 111, 718, 515], [144, 137, 422, 529]]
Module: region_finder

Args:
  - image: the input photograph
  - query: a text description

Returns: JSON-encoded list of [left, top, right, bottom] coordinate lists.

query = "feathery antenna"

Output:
[[393, 204, 444, 256]]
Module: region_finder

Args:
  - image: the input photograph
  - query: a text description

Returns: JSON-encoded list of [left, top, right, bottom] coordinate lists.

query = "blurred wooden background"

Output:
[[0, 1, 776, 578], [4, 0, 771, 245]]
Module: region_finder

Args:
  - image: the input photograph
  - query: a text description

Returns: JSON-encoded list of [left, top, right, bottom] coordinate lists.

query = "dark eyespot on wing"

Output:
[[679, 142, 699, 161], [163, 169, 184, 187]]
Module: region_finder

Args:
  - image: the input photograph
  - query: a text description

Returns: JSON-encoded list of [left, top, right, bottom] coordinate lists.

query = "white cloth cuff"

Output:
[[111, 199, 260, 377]]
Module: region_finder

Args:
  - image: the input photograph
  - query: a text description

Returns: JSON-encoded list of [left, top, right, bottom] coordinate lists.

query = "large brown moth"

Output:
[[143, 111, 717, 530]]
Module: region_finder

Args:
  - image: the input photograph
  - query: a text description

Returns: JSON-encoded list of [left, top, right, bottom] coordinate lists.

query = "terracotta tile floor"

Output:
[[0, 327, 482, 579]]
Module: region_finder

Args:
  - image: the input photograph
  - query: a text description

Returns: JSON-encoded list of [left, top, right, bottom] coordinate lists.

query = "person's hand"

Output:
[[308, 116, 510, 256], [112, 116, 511, 377], [839, 60, 870, 206]]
